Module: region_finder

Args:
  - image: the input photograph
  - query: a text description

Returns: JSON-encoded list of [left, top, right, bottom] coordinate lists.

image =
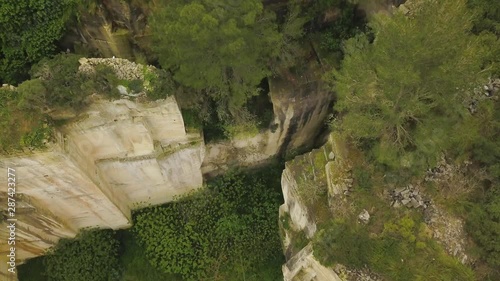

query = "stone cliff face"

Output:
[[203, 62, 333, 176], [0, 57, 333, 280], [0, 96, 205, 280], [64, 0, 152, 60], [279, 133, 352, 281]]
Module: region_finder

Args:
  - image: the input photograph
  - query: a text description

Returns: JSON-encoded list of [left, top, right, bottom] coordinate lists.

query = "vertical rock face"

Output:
[[269, 68, 333, 156], [283, 244, 342, 281], [280, 167, 317, 239], [279, 134, 349, 281], [0, 56, 334, 279], [202, 63, 333, 175], [64, 0, 152, 60], [0, 96, 204, 279]]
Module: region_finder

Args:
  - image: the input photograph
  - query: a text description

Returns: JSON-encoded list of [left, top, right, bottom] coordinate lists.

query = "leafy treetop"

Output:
[[0, 0, 77, 84], [329, 0, 494, 172], [150, 0, 282, 121]]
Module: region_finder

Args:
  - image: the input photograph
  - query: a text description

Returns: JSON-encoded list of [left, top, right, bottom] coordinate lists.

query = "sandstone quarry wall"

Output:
[[0, 58, 333, 280], [0, 96, 205, 280]]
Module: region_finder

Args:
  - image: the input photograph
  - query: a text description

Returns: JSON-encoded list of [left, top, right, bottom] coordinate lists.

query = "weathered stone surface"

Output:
[[391, 184, 428, 209], [326, 134, 352, 198], [0, 96, 204, 279], [283, 243, 342, 281], [78, 58, 154, 81], [1, 58, 335, 280], [280, 167, 317, 238], [358, 209, 370, 224], [202, 63, 333, 176], [279, 133, 356, 279], [424, 205, 469, 265]]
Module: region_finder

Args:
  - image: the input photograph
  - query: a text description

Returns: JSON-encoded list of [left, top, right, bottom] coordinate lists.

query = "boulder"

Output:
[[358, 209, 370, 224]]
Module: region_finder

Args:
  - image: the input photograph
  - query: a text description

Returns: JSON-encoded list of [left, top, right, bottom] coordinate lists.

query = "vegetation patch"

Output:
[[132, 168, 285, 281], [314, 216, 475, 281], [43, 229, 120, 281]]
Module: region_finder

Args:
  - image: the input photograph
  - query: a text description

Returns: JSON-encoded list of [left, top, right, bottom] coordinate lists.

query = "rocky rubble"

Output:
[[358, 209, 370, 224], [390, 184, 430, 209], [424, 155, 472, 183], [468, 77, 499, 114], [78, 57, 155, 81], [334, 265, 383, 281], [1, 84, 15, 90], [424, 205, 469, 265]]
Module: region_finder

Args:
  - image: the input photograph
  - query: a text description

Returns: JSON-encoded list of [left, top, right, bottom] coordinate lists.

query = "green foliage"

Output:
[[329, 0, 493, 173], [459, 98, 500, 178], [31, 54, 121, 109], [0, 0, 78, 84], [181, 109, 203, 132], [353, 166, 373, 190], [0, 86, 48, 152], [320, 2, 366, 53], [314, 220, 372, 267], [272, 1, 310, 71], [0, 54, 132, 153], [18, 257, 47, 281], [132, 170, 284, 280], [465, 187, 500, 267], [44, 229, 120, 281], [468, 0, 500, 35], [314, 217, 475, 281], [117, 230, 182, 281], [150, 0, 282, 121], [144, 68, 176, 100]]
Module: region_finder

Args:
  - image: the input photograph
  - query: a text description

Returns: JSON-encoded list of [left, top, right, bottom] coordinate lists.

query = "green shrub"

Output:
[[127, 79, 144, 93], [353, 166, 373, 190], [132, 171, 284, 280], [83, 64, 121, 99], [18, 257, 47, 281], [44, 229, 120, 281], [116, 230, 182, 281], [466, 187, 500, 267], [181, 109, 202, 132], [0, 87, 47, 152], [145, 68, 176, 100], [313, 217, 475, 281], [313, 220, 372, 268], [0, 0, 78, 84], [319, 2, 366, 53], [31, 54, 88, 108], [150, 0, 282, 121]]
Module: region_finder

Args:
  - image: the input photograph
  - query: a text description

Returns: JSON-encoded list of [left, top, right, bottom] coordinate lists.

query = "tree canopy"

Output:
[[329, 0, 495, 171], [0, 0, 77, 84], [150, 0, 282, 121]]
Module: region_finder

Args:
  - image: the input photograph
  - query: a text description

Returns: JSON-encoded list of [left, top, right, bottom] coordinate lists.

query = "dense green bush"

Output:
[[43, 229, 120, 281], [144, 68, 176, 100], [353, 166, 373, 190], [31, 54, 121, 109], [466, 187, 500, 267], [329, 0, 494, 174], [0, 54, 127, 153], [116, 230, 182, 281], [132, 170, 284, 280], [468, 0, 500, 35], [0, 0, 78, 84], [319, 1, 366, 53], [150, 0, 284, 122], [18, 257, 47, 281]]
